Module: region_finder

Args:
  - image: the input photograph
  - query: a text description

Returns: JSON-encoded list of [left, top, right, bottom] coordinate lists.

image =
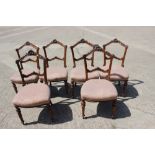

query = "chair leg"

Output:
[[118, 81, 121, 86], [64, 80, 68, 94], [47, 101, 53, 120], [50, 81, 52, 86], [12, 82, 18, 93], [123, 80, 128, 96], [40, 79, 43, 83], [112, 100, 117, 119], [71, 81, 75, 98], [15, 106, 25, 125], [81, 100, 86, 119]]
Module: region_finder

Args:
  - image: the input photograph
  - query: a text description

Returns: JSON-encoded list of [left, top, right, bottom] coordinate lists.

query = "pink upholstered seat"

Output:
[[99, 65, 129, 80], [81, 79, 117, 102], [10, 69, 39, 84], [40, 67, 67, 82], [70, 67, 99, 82], [12, 83, 51, 108], [110, 65, 129, 80]]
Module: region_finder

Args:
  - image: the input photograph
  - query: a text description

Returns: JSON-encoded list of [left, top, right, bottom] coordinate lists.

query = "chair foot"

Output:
[[81, 100, 86, 119], [12, 82, 18, 93], [112, 100, 117, 119], [15, 106, 25, 125], [64, 80, 68, 94]]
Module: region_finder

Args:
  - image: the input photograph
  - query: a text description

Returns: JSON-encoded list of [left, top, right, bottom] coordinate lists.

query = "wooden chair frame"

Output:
[[12, 41, 40, 93], [16, 51, 47, 86], [70, 39, 94, 97], [43, 39, 67, 68], [102, 38, 128, 67], [70, 38, 94, 68], [102, 38, 129, 95], [81, 45, 117, 119], [43, 39, 68, 93], [15, 52, 52, 125]]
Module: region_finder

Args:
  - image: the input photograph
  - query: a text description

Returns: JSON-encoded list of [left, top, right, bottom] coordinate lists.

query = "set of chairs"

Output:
[[10, 38, 129, 125]]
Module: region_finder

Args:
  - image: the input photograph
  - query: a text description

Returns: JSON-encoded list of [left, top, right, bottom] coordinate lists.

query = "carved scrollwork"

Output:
[[113, 38, 119, 43], [52, 39, 58, 43], [93, 44, 102, 51], [25, 41, 30, 45], [80, 38, 85, 43], [27, 50, 35, 56]]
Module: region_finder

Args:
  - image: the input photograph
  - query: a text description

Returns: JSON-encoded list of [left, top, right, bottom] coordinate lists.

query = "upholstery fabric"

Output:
[[10, 69, 39, 84], [70, 67, 99, 82], [40, 67, 67, 81], [81, 79, 117, 101], [12, 83, 51, 107], [99, 65, 129, 80]]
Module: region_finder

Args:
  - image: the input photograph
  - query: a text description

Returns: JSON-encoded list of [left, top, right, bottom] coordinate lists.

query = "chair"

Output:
[[81, 45, 118, 119], [12, 51, 52, 125], [42, 39, 68, 94], [102, 38, 129, 95], [70, 39, 98, 98], [10, 41, 40, 93]]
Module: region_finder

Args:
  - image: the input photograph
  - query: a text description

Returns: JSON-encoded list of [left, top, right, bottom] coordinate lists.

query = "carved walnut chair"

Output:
[[42, 39, 68, 94], [12, 52, 52, 125], [70, 39, 99, 98], [102, 38, 129, 95], [10, 41, 40, 93], [81, 45, 118, 119]]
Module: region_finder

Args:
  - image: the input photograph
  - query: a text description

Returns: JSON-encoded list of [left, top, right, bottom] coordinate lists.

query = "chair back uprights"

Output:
[[70, 39, 94, 68], [15, 41, 40, 70], [43, 39, 67, 68], [83, 45, 114, 81], [103, 38, 128, 67], [16, 52, 48, 86]]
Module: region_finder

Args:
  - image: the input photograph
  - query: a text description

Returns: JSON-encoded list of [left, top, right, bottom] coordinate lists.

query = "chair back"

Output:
[[70, 39, 94, 67], [15, 41, 40, 69], [43, 39, 67, 68], [16, 52, 48, 85], [103, 38, 128, 67], [84, 45, 114, 81]]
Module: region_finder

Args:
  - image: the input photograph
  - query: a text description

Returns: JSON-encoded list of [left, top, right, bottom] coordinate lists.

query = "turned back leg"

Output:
[[71, 81, 75, 98], [112, 100, 117, 119], [64, 80, 68, 94], [123, 80, 128, 96]]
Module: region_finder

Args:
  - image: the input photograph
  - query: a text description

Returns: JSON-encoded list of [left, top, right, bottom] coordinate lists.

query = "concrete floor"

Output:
[[0, 26, 155, 128]]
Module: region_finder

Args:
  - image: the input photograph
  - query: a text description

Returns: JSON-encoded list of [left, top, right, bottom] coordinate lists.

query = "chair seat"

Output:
[[10, 69, 39, 84], [81, 79, 117, 102], [12, 83, 51, 107], [99, 65, 129, 81], [40, 67, 68, 82], [70, 67, 99, 82]]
